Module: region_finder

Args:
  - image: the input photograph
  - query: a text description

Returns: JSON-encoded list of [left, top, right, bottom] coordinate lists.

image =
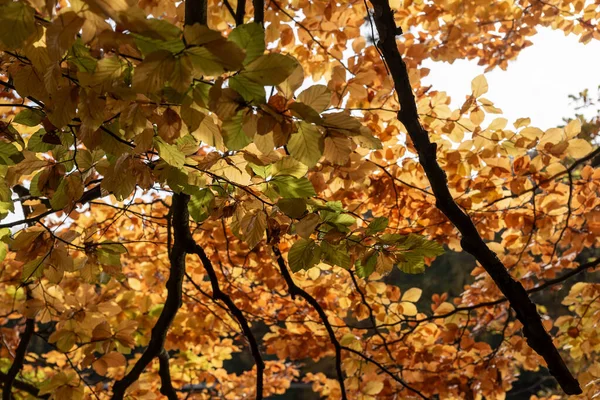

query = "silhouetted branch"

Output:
[[367, 0, 581, 394], [0, 372, 47, 399], [157, 349, 178, 400], [111, 194, 188, 399], [253, 0, 264, 24], [187, 242, 264, 399], [272, 245, 348, 400], [2, 310, 35, 400], [341, 345, 429, 399], [236, 0, 246, 25], [186, 0, 208, 25]]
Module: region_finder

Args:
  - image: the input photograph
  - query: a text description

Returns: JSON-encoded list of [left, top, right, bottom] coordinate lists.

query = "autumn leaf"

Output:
[[0, 2, 36, 49], [288, 238, 321, 272], [288, 122, 324, 168]]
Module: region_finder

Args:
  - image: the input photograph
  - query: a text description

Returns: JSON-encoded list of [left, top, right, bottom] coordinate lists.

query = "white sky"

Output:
[[422, 27, 600, 129]]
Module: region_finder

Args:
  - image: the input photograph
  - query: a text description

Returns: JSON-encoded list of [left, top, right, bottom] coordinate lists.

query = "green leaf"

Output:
[[229, 23, 265, 65], [186, 41, 245, 77], [395, 235, 444, 274], [0, 2, 35, 49], [249, 163, 271, 179], [396, 251, 427, 274], [0, 242, 7, 263], [356, 252, 377, 278], [367, 217, 389, 235], [272, 157, 308, 178], [288, 239, 321, 272], [22, 257, 46, 281], [155, 137, 185, 169], [242, 54, 299, 86], [222, 112, 251, 151], [320, 210, 355, 228], [97, 242, 127, 267], [272, 176, 315, 198], [27, 129, 56, 153], [13, 109, 45, 127], [277, 198, 306, 219], [397, 234, 444, 257], [68, 39, 97, 73], [288, 122, 323, 168], [229, 74, 266, 103], [132, 33, 185, 56], [0, 142, 24, 165], [188, 189, 215, 222], [50, 175, 84, 210], [321, 241, 351, 269]]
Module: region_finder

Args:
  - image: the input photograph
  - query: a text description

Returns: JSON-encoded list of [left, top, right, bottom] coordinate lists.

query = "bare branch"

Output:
[[272, 245, 348, 400], [367, 0, 581, 394], [2, 309, 35, 400], [111, 194, 188, 399], [236, 0, 246, 25], [253, 0, 264, 24], [0, 372, 47, 399], [186, 0, 208, 26], [157, 349, 178, 400], [187, 243, 264, 399]]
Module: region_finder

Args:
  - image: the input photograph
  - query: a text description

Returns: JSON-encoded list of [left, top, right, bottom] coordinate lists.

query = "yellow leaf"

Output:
[[434, 302, 455, 315], [362, 380, 384, 395], [240, 210, 267, 249], [92, 352, 126, 376], [132, 50, 175, 94], [401, 287, 422, 302], [400, 301, 418, 316], [471, 74, 488, 98], [566, 138, 593, 158], [323, 134, 352, 165], [488, 117, 507, 131], [565, 119, 582, 139], [297, 85, 331, 113]]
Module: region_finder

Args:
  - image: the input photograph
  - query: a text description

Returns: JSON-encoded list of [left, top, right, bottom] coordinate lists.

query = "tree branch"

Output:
[[157, 349, 178, 400], [222, 0, 237, 22], [2, 310, 35, 400], [236, 0, 246, 25], [111, 194, 188, 400], [253, 0, 264, 24], [272, 245, 348, 400], [367, 0, 581, 395], [187, 242, 264, 399], [185, 0, 208, 26], [0, 372, 47, 399]]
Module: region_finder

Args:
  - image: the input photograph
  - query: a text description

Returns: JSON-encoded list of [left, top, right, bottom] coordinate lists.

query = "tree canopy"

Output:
[[0, 0, 599, 399]]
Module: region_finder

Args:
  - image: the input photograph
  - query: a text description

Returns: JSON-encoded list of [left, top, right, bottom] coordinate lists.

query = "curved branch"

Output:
[[157, 349, 178, 400], [187, 243, 264, 399], [272, 245, 348, 400], [111, 194, 188, 399], [367, 0, 581, 394], [2, 313, 35, 400]]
